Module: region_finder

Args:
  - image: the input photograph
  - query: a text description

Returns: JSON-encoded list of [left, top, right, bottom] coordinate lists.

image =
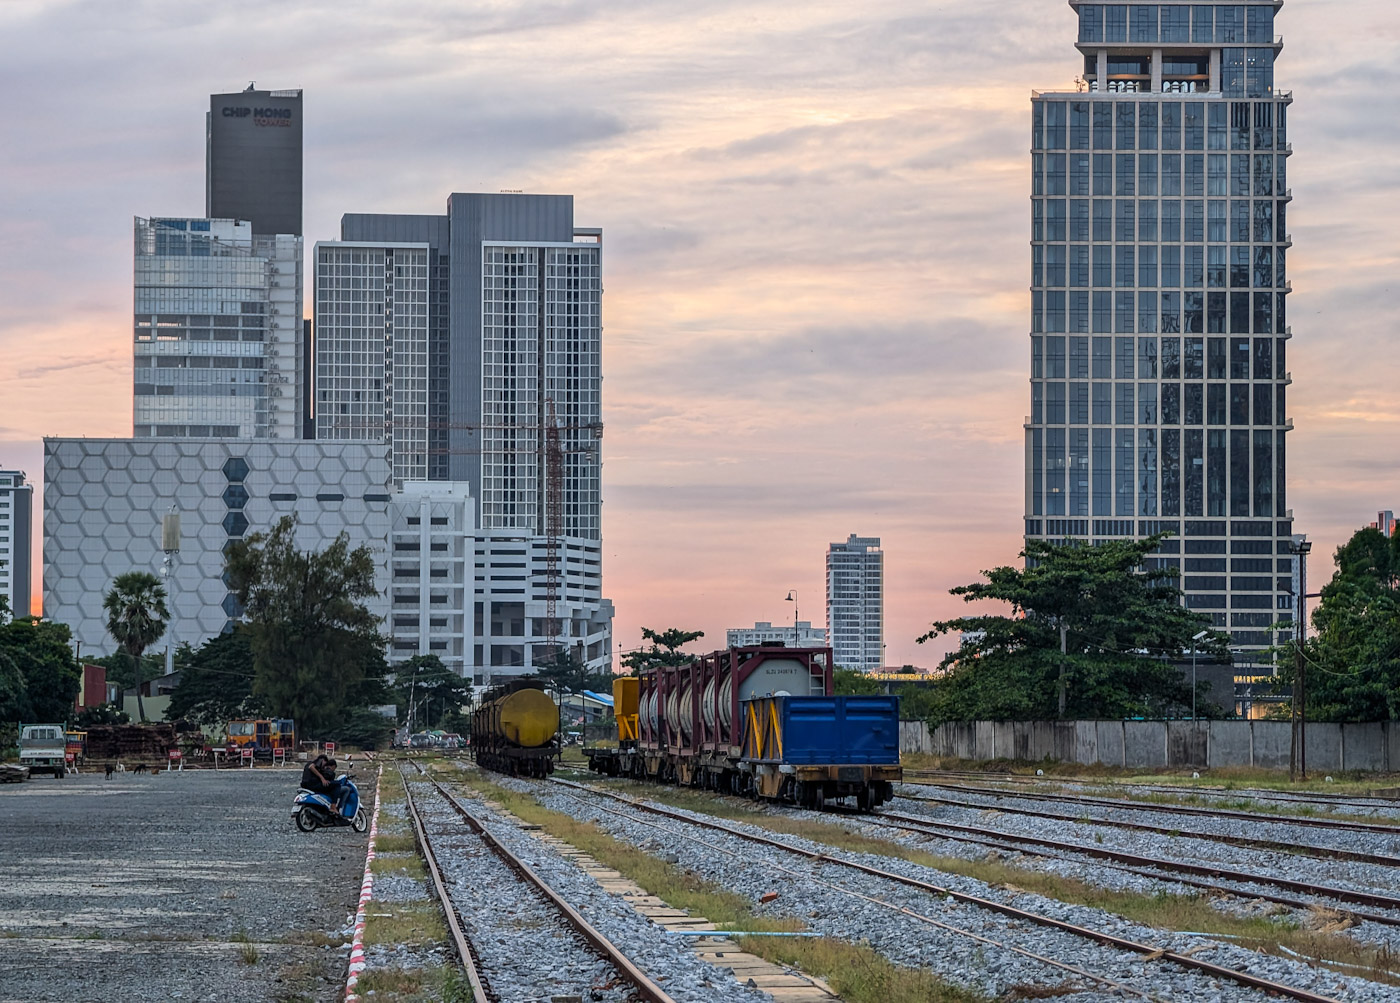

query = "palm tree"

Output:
[[103, 571, 169, 723]]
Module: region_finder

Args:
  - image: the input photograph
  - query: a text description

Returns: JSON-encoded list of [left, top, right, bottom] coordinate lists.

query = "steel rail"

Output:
[[903, 770, 1400, 812], [855, 808, 1400, 921], [547, 785, 1162, 1001], [552, 777, 1343, 1003], [906, 779, 1400, 835], [411, 769, 680, 1003], [401, 771, 494, 1003], [897, 788, 1400, 866]]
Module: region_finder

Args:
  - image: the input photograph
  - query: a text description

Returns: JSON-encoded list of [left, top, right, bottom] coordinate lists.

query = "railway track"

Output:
[[852, 807, 1400, 921], [896, 787, 1400, 866], [904, 770, 1400, 814], [904, 778, 1400, 835], [550, 777, 1347, 1003], [401, 766, 679, 1003]]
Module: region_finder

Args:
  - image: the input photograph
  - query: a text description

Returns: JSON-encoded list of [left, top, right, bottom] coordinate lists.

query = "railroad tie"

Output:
[[530, 832, 842, 1002]]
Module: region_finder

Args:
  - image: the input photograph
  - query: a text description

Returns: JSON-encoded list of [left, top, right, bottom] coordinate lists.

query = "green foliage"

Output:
[[0, 647, 26, 723], [620, 627, 705, 676], [225, 516, 386, 740], [103, 571, 169, 723], [88, 652, 163, 692], [534, 647, 613, 698], [337, 706, 395, 750], [833, 668, 881, 695], [166, 630, 263, 725], [1291, 528, 1400, 721], [74, 702, 130, 727], [917, 537, 1223, 723], [394, 654, 473, 729], [0, 616, 81, 723]]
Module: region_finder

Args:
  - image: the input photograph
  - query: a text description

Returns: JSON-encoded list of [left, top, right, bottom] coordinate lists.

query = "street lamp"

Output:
[[1191, 629, 1209, 721], [785, 590, 798, 647]]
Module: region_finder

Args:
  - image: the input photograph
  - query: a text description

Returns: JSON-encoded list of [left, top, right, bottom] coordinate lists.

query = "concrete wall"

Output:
[[903, 719, 1398, 772]]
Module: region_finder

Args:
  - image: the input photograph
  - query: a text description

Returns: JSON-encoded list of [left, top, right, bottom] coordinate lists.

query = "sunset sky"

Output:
[[2, 0, 1397, 666]]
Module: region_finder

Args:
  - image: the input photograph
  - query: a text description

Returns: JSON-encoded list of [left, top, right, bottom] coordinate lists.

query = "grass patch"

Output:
[[452, 773, 989, 1003], [615, 783, 1400, 986], [355, 967, 426, 995], [364, 902, 446, 947], [374, 833, 418, 853], [236, 941, 259, 965], [370, 853, 427, 880], [748, 935, 988, 1003]]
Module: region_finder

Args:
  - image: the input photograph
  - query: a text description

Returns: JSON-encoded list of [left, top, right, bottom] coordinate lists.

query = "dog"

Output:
[[104, 763, 115, 779], [132, 762, 148, 775]]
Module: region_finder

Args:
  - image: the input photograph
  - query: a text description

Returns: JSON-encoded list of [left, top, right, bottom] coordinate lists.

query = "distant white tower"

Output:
[[826, 535, 884, 671]]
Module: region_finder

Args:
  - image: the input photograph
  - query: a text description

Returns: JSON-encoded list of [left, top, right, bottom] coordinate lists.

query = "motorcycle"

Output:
[[293, 773, 368, 833]]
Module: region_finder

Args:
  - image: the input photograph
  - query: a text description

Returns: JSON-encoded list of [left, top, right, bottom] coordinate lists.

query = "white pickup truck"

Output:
[[19, 723, 67, 778]]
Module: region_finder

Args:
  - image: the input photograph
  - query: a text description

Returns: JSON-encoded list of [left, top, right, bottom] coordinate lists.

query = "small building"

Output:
[[726, 621, 827, 648]]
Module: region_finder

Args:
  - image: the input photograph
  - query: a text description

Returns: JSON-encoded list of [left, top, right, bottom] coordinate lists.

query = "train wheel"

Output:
[[812, 788, 826, 812], [856, 787, 874, 813]]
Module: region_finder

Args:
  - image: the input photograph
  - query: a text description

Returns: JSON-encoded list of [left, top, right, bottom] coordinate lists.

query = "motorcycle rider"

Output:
[[300, 754, 342, 812]]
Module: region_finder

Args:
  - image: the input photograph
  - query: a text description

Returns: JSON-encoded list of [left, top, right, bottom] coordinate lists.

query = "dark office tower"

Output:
[[1027, 3, 1296, 654], [206, 87, 303, 236]]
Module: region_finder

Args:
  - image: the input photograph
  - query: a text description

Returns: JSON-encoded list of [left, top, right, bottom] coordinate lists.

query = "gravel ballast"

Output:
[[506, 775, 1400, 1003], [409, 774, 770, 1003]]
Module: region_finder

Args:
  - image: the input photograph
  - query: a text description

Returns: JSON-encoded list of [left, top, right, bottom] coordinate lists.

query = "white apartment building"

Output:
[[0, 470, 33, 619], [827, 534, 884, 672], [133, 217, 304, 439], [726, 620, 828, 649], [314, 241, 430, 483]]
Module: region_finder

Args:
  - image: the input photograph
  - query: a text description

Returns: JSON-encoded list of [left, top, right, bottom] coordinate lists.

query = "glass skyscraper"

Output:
[[1027, 3, 1296, 649], [133, 217, 304, 440]]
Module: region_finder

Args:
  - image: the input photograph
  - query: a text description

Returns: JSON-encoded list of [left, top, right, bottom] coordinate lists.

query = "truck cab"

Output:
[[19, 724, 68, 778]]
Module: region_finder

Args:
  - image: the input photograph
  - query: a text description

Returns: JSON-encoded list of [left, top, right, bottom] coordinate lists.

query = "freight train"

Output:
[[585, 645, 902, 811], [470, 679, 560, 777]]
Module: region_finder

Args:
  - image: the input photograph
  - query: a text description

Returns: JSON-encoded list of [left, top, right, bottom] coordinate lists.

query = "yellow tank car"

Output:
[[471, 680, 560, 777], [494, 687, 559, 748]]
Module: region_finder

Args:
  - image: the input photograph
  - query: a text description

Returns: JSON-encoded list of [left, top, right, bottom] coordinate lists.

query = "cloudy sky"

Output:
[[2, 0, 1397, 666]]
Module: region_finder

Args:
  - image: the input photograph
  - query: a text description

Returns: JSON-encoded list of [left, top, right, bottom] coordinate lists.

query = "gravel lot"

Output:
[[0, 767, 370, 1002]]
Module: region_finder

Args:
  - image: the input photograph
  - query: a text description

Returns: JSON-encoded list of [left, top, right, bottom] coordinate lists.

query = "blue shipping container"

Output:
[[742, 695, 900, 766]]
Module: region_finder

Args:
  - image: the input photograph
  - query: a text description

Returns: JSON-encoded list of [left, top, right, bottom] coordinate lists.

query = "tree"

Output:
[[103, 571, 170, 723], [89, 651, 164, 692], [917, 537, 1224, 723], [394, 654, 473, 730], [535, 647, 613, 697], [166, 630, 263, 725], [0, 647, 26, 723], [1289, 528, 1400, 721], [833, 667, 881, 695], [225, 516, 385, 740], [620, 627, 705, 675], [74, 703, 130, 727], [0, 616, 81, 722]]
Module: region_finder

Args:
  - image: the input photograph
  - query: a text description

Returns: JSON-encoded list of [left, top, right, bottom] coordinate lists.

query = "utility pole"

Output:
[[1057, 620, 1068, 717], [1297, 639, 1307, 781]]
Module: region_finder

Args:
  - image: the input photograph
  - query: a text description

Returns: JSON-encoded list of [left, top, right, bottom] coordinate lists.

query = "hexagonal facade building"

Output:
[[43, 438, 392, 655]]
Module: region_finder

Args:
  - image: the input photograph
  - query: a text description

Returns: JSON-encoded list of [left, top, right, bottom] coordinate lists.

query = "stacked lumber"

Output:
[[86, 724, 178, 762]]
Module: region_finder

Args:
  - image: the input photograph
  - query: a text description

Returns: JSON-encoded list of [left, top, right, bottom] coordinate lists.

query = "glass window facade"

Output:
[[1034, 7, 1293, 647]]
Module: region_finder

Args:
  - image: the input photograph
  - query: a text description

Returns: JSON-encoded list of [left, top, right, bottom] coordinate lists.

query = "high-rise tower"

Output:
[[207, 88, 303, 238], [1027, 3, 1295, 650], [827, 535, 884, 671]]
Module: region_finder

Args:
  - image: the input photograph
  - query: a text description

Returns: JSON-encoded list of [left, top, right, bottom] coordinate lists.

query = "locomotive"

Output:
[[470, 679, 560, 777], [585, 645, 902, 811]]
